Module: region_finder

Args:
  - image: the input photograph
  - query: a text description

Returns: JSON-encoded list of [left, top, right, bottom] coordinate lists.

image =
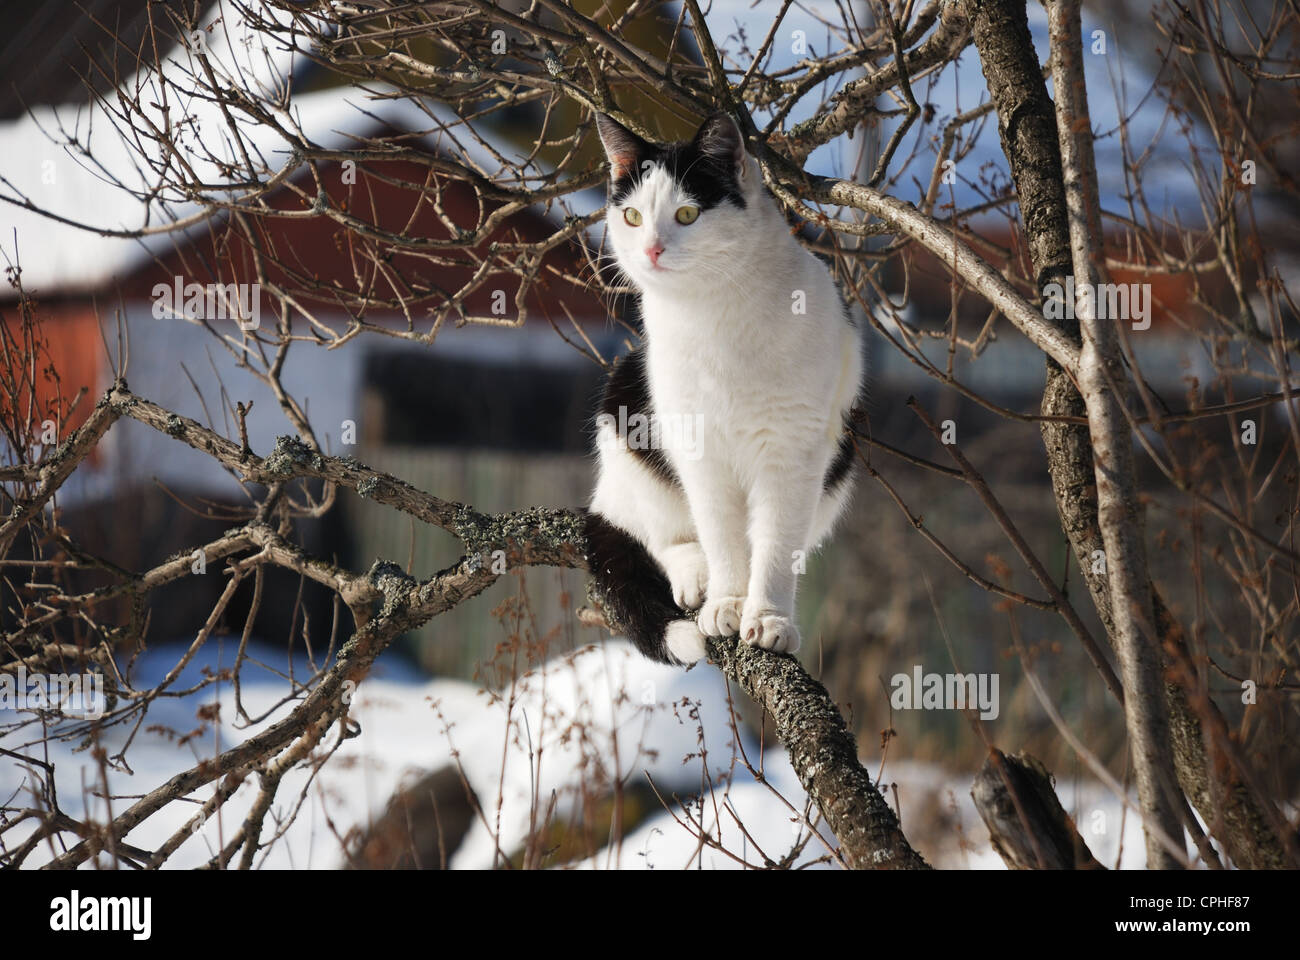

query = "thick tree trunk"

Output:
[[1046, 0, 1184, 868], [963, 0, 1286, 868]]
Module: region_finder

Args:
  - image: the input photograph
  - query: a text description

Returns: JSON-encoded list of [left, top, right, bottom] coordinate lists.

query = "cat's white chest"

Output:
[[644, 316, 757, 419]]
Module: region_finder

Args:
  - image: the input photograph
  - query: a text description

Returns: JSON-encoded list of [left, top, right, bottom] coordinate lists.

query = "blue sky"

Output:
[[704, 0, 1208, 216]]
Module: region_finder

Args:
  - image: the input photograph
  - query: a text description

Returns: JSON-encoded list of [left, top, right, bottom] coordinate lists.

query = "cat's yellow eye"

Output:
[[623, 207, 643, 227], [675, 205, 700, 225]]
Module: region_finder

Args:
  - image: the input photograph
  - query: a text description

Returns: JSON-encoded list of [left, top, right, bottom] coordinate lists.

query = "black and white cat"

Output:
[[583, 112, 866, 665]]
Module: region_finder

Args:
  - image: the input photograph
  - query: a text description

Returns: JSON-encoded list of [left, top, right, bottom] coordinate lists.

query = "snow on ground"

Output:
[[2, 638, 773, 869], [2, 635, 1156, 869]]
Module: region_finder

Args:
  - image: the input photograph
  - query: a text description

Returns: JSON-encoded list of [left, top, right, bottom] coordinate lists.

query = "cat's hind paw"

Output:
[[665, 620, 708, 665], [740, 608, 800, 654], [698, 595, 744, 637]]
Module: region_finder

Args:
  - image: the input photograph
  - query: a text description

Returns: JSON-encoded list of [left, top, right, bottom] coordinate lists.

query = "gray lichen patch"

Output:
[[366, 559, 416, 620], [165, 414, 185, 436], [356, 475, 380, 499], [263, 435, 325, 477], [108, 393, 138, 415], [788, 116, 819, 141], [450, 503, 584, 553]]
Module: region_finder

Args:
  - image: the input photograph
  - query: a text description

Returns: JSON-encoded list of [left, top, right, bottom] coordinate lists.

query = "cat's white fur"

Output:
[[591, 118, 863, 663]]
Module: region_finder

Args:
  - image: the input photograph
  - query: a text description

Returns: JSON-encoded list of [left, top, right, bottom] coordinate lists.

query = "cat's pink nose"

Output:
[[645, 242, 665, 266]]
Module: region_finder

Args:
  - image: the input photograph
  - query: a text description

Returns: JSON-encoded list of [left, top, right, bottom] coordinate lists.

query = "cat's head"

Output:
[[595, 112, 761, 295]]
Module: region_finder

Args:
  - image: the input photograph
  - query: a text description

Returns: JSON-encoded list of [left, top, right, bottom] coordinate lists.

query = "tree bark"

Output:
[[971, 748, 1103, 869], [706, 636, 930, 869], [1045, 0, 1184, 868]]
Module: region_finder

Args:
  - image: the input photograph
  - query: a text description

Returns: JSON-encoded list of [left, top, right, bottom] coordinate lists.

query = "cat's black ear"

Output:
[[693, 113, 746, 179], [595, 113, 649, 181]]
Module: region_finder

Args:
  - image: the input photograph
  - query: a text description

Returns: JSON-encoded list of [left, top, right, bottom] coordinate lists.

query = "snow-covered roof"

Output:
[[0, 2, 567, 299]]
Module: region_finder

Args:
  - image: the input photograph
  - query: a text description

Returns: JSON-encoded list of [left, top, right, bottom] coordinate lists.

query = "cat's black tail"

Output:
[[582, 510, 690, 665]]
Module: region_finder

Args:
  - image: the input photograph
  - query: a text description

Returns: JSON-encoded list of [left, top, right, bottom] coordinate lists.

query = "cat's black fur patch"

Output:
[[583, 510, 685, 664], [599, 349, 678, 485], [607, 115, 746, 214], [822, 421, 856, 492]]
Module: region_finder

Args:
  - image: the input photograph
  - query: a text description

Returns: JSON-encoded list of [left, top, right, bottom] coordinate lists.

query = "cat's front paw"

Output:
[[660, 542, 708, 611], [740, 605, 801, 654], [697, 595, 744, 637]]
